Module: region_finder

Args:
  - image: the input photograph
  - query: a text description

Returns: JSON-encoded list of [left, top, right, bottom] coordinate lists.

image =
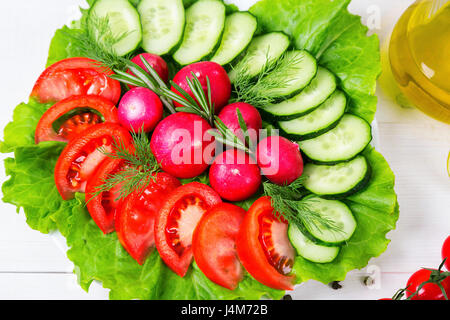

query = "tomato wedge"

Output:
[[54, 123, 132, 200], [116, 173, 181, 265], [155, 182, 222, 277], [35, 95, 119, 144], [85, 158, 126, 234], [236, 196, 296, 291], [192, 203, 246, 290], [31, 57, 121, 104]]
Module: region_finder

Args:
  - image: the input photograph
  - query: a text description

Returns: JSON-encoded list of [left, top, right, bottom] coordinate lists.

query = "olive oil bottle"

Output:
[[389, 0, 450, 123]]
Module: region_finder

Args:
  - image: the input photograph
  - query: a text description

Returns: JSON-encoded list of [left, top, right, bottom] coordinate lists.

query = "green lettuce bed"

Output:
[[1, 0, 398, 299]]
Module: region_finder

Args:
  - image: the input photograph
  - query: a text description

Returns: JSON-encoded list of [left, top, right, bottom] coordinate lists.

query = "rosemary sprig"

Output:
[[110, 55, 217, 124], [164, 75, 215, 126], [110, 56, 257, 151], [231, 51, 303, 108], [208, 107, 258, 153], [93, 129, 161, 201], [209, 116, 251, 154], [263, 178, 343, 236], [236, 108, 255, 151], [65, 14, 130, 71]]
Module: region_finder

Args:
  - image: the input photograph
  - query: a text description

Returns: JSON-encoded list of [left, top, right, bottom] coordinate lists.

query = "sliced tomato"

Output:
[[155, 182, 222, 277], [116, 173, 181, 265], [236, 196, 296, 291], [192, 203, 246, 290], [85, 158, 126, 234], [54, 123, 132, 200], [35, 95, 119, 144], [31, 57, 121, 104]]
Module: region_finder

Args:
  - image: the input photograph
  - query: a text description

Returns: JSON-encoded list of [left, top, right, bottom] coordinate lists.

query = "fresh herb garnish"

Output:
[[165, 75, 215, 126], [231, 52, 303, 108], [110, 56, 218, 124], [263, 177, 343, 236], [209, 114, 252, 154], [111, 57, 178, 114], [66, 14, 130, 71], [93, 129, 161, 201]]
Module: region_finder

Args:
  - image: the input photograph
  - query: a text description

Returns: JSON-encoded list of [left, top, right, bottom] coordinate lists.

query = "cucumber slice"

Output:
[[138, 0, 185, 55], [298, 114, 372, 164], [229, 32, 290, 83], [173, 0, 225, 65], [263, 50, 317, 99], [90, 0, 142, 56], [303, 155, 371, 198], [279, 90, 346, 140], [288, 224, 340, 263], [263, 67, 337, 121], [303, 196, 356, 245], [211, 12, 257, 66]]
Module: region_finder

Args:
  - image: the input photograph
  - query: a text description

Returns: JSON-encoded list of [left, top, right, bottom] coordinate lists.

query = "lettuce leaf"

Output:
[[292, 146, 398, 284], [46, 26, 85, 67], [1, 0, 398, 300], [0, 99, 53, 153], [2, 142, 66, 233]]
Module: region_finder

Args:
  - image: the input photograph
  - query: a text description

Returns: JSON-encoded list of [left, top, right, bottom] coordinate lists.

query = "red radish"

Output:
[[257, 136, 304, 186], [209, 149, 261, 202], [128, 53, 169, 84], [218, 102, 262, 145], [171, 61, 231, 113], [150, 112, 215, 179], [118, 87, 163, 132]]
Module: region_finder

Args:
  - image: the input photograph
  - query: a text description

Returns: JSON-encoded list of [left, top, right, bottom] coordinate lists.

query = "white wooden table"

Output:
[[0, 0, 448, 300]]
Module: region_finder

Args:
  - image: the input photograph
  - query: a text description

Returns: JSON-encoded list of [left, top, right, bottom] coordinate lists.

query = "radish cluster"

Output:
[[120, 53, 304, 202]]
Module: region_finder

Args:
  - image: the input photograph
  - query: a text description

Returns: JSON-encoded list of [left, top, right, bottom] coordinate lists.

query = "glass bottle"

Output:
[[389, 0, 450, 123]]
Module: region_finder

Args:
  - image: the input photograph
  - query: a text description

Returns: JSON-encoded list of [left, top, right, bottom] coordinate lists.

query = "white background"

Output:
[[0, 0, 449, 300]]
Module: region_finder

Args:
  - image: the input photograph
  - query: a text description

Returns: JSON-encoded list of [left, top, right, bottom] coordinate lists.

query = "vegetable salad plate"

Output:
[[1, 0, 398, 300]]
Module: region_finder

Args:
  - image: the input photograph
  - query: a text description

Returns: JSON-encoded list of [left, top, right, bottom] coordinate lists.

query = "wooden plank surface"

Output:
[[0, 0, 449, 300]]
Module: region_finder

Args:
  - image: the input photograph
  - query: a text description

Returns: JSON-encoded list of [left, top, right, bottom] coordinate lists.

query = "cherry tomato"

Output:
[[192, 203, 246, 290], [54, 123, 132, 200], [35, 95, 119, 144], [405, 269, 450, 300], [155, 182, 222, 277], [31, 57, 121, 104], [443, 236, 450, 271], [236, 197, 296, 291], [128, 53, 169, 84], [116, 173, 181, 265], [171, 62, 231, 113], [85, 158, 126, 234]]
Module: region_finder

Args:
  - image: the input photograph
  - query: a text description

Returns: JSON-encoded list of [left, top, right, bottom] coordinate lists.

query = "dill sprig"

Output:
[[66, 14, 131, 71], [93, 129, 161, 201], [231, 52, 303, 108], [263, 178, 343, 236]]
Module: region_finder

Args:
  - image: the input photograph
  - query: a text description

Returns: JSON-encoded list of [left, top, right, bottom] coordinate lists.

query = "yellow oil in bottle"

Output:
[[389, 0, 450, 123]]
